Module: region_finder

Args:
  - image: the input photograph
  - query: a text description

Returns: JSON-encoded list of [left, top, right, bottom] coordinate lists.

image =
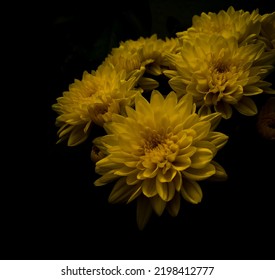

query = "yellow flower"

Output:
[[52, 62, 143, 146], [93, 90, 228, 229], [102, 35, 180, 91], [164, 34, 275, 119], [260, 12, 275, 49], [177, 6, 262, 45]]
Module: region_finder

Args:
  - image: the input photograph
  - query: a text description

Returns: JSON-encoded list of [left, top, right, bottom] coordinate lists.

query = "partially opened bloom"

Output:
[[93, 90, 228, 229], [177, 6, 262, 45], [102, 34, 180, 91], [164, 34, 275, 119], [52, 62, 143, 146]]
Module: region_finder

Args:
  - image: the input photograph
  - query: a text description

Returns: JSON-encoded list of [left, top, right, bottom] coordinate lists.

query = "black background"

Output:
[[3, 0, 275, 260]]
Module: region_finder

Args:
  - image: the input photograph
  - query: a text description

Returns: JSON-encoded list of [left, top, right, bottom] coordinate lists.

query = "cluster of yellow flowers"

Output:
[[52, 7, 275, 229]]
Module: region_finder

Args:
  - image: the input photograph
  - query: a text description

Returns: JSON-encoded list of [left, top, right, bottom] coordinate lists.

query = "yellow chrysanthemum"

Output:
[[102, 34, 180, 91], [52, 62, 144, 146], [260, 12, 275, 49], [177, 6, 262, 45], [164, 34, 275, 119], [93, 90, 228, 229]]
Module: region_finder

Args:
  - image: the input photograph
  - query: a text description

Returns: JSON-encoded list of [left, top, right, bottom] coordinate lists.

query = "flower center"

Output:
[[144, 133, 164, 151], [142, 129, 178, 165]]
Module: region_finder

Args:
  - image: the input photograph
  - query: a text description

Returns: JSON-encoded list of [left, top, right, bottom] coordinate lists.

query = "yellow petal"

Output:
[[183, 164, 216, 181], [173, 171, 182, 192], [67, 125, 88, 146], [199, 112, 222, 130], [126, 170, 140, 185], [156, 179, 175, 201], [150, 195, 166, 216], [206, 132, 228, 151], [94, 171, 119, 186], [243, 85, 263, 96], [181, 179, 203, 204], [138, 77, 159, 91], [108, 178, 140, 203], [208, 160, 228, 181], [157, 168, 177, 182], [137, 196, 153, 230], [114, 166, 135, 176], [191, 121, 211, 142], [172, 155, 191, 171], [190, 147, 213, 169], [167, 192, 181, 217], [142, 179, 157, 197], [215, 102, 232, 119], [234, 96, 258, 116]]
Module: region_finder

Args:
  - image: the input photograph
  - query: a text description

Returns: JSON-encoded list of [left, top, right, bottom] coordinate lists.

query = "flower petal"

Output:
[[234, 96, 258, 116], [142, 179, 157, 197], [156, 179, 175, 201], [190, 147, 213, 169], [206, 132, 229, 151], [137, 196, 153, 230], [215, 102, 232, 119], [183, 164, 216, 181], [150, 195, 167, 216], [94, 171, 119, 186], [208, 160, 228, 181], [108, 178, 140, 203], [167, 192, 181, 217], [181, 179, 203, 204], [157, 168, 177, 182]]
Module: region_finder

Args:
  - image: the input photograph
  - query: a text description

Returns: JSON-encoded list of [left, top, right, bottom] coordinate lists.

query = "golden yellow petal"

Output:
[[215, 102, 232, 119], [137, 196, 153, 230], [198, 105, 212, 117], [157, 168, 177, 182], [168, 77, 187, 97], [67, 125, 88, 146], [108, 178, 140, 203], [208, 160, 228, 181], [206, 132, 229, 151], [114, 166, 136, 176], [95, 157, 120, 174], [181, 179, 203, 204], [182, 114, 200, 129], [243, 85, 263, 96], [138, 77, 159, 91], [126, 170, 140, 185], [183, 164, 216, 181], [156, 179, 175, 201], [234, 96, 258, 116], [150, 90, 165, 107], [134, 93, 153, 117], [173, 171, 183, 192], [141, 178, 157, 197], [127, 185, 142, 203], [137, 165, 159, 179], [94, 171, 119, 186], [150, 195, 167, 216], [199, 112, 222, 130], [191, 121, 211, 142], [167, 192, 181, 217], [172, 155, 191, 171], [190, 147, 213, 169]]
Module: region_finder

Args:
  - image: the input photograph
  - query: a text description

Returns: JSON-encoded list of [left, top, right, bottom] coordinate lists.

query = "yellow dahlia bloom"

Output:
[[52, 62, 143, 146], [177, 6, 262, 45], [93, 90, 228, 229], [102, 35, 180, 91], [164, 34, 275, 119]]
